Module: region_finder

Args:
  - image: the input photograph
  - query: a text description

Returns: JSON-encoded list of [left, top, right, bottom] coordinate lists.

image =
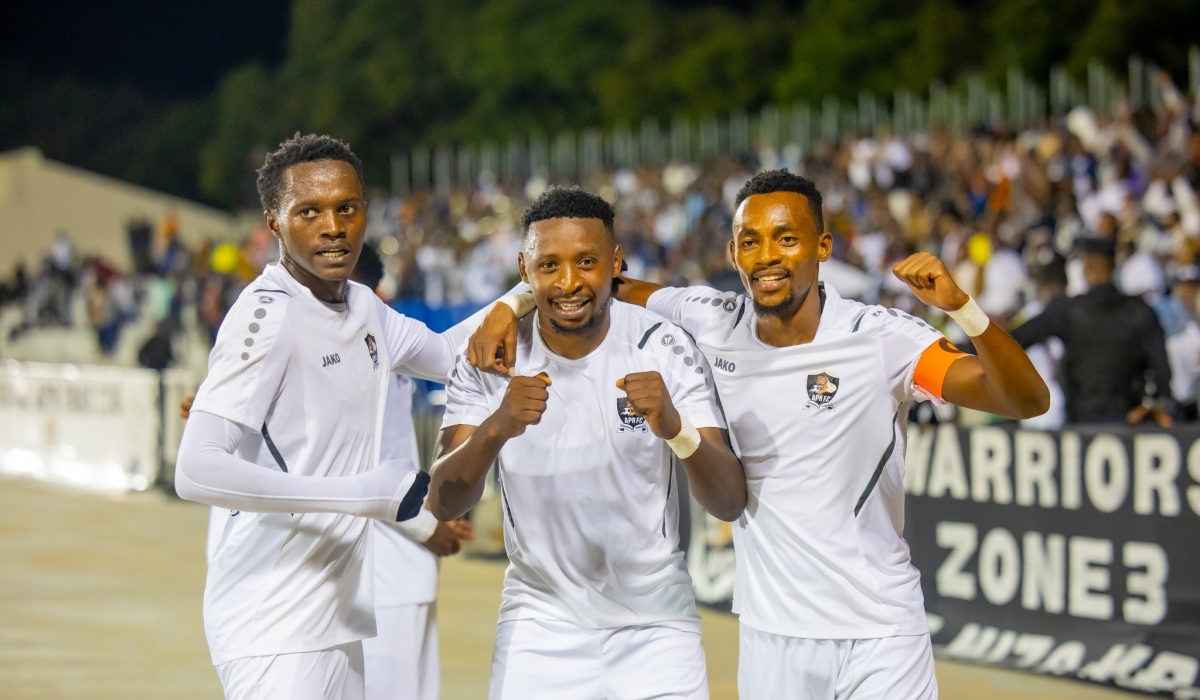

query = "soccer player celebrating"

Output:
[[429, 187, 746, 700], [469, 171, 1049, 699], [176, 133, 483, 700]]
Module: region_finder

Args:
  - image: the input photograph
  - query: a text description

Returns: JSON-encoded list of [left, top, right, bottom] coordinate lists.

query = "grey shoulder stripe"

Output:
[[261, 422, 289, 473], [853, 410, 900, 517], [851, 311, 867, 333], [253, 288, 291, 296], [637, 322, 663, 349]]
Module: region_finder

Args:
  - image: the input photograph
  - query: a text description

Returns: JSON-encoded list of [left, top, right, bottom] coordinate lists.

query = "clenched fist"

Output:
[[488, 372, 551, 438], [892, 252, 970, 313], [616, 372, 681, 439]]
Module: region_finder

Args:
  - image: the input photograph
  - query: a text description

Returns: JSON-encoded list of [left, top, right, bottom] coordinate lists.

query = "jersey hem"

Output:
[[497, 609, 702, 635], [209, 630, 372, 666], [736, 613, 929, 640]]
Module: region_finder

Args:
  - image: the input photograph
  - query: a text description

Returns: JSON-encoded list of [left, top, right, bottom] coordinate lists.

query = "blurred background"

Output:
[[2, 1, 1200, 698]]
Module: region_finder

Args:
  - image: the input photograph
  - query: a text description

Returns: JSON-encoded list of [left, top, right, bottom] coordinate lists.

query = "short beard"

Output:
[[753, 290, 796, 318], [549, 305, 606, 336]]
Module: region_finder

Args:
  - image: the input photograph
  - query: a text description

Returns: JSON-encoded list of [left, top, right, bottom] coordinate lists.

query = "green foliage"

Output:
[[3, 0, 1197, 209]]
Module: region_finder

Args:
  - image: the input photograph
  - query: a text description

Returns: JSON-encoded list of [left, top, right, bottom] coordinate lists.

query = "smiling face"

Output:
[[519, 217, 621, 337], [729, 191, 832, 317], [265, 159, 366, 286]]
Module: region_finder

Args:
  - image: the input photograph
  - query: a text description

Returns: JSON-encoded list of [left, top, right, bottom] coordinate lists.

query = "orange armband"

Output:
[[912, 338, 968, 400]]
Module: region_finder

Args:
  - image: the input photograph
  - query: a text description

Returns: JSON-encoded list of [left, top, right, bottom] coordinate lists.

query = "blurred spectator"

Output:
[[137, 321, 174, 371], [1164, 265, 1200, 420], [1012, 237, 1172, 425], [1017, 253, 1069, 430]]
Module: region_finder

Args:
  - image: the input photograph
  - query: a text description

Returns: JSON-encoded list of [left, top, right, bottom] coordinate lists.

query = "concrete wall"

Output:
[[0, 147, 241, 274]]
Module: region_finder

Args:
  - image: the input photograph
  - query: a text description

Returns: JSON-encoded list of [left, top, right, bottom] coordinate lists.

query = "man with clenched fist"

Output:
[[469, 170, 1049, 700], [428, 186, 744, 700]]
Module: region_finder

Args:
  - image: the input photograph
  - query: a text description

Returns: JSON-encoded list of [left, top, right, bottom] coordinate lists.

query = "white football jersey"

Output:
[[373, 373, 438, 607], [649, 282, 946, 639], [441, 301, 725, 633], [194, 264, 453, 664]]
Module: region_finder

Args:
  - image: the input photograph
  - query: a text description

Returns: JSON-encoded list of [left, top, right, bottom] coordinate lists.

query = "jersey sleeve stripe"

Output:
[[913, 338, 969, 400], [851, 311, 867, 332], [733, 298, 747, 328], [261, 422, 289, 473], [853, 411, 899, 517], [252, 288, 292, 296], [637, 322, 664, 349]]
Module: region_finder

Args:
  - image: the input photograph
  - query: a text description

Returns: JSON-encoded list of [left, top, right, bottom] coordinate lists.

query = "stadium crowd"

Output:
[[4, 72, 1200, 427]]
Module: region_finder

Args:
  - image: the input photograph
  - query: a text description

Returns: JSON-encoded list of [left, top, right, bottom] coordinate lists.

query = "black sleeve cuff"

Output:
[[396, 470, 431, 522]]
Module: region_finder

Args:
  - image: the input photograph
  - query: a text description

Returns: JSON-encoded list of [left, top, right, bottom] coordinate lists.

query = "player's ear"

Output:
[[265, 210, 281, 239], [727, 238, 738, 271], [517, 252, 529, 284], [816, 231, 833, 263], [612, 243, 623, 277]]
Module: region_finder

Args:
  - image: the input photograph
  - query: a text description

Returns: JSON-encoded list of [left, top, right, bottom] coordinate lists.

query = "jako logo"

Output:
[[714, 357, 736, 372], [322, 353, 341, 367]]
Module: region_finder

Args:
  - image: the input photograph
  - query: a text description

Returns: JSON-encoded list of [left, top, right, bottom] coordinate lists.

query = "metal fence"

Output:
[[392, 50, 1200, 195]]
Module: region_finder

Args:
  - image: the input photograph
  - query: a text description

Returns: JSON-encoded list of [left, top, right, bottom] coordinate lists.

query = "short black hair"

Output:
[[734, 169, 824, 234], [521, 186, 615, 235], [256, 132, 364, 212]]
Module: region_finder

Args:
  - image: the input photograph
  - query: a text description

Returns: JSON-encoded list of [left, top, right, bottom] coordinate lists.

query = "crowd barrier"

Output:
[[687, 423, 1200, 698], [0, 360, 196, 492]]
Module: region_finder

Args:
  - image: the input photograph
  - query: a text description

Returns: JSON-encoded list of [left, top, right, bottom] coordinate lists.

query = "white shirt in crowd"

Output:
[[184, 263, 463, 665], [374, 373, 439, 607], [441, 301, 726, 633], [648, 282, 946, 640]]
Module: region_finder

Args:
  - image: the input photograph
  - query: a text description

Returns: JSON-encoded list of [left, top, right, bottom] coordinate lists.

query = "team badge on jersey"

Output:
[[364, 332, 379, 369], [804, 371, 840, 411], [616, 397, 648, 433]]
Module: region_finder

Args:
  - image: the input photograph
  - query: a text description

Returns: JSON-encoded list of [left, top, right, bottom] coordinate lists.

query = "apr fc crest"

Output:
[[364, 332, 379, 369], [616, 397, 648, 433], [804, 371, 840, 411]]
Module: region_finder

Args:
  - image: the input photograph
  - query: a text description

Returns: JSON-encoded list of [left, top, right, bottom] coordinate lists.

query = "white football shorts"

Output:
[[490, 618, 708, 700], [363, 603, 438, 700], [738, 625, 937, 700], [215, 641, 365, 700]]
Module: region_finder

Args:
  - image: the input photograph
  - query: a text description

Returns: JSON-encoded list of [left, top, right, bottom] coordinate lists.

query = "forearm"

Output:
[[615, 277, 665, 307], [677, 429, 746, 522], [428, 420, 509, 521], [176, 412, 421, 520], [951, 324, 1051, 419]]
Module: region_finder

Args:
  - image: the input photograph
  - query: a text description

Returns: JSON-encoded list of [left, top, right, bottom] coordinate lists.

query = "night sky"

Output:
[[3, 0, 789, 100], [2, 0, 291, 99]]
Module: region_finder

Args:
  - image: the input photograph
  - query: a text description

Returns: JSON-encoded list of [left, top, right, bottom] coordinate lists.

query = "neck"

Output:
[[755, 283, 823, 348], [537, 303, 612, 360], [281, 254, 347, 304]]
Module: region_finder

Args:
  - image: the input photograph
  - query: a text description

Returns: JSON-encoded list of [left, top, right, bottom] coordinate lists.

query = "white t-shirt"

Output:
[[648, 282, 945, 640], [193, 263, 458, 664], [374, 374, 439, 607], [441, 301, 725, 633]]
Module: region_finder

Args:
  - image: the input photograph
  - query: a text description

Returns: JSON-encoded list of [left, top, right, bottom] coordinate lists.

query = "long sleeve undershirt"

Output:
[[175, 411, 422, 520]]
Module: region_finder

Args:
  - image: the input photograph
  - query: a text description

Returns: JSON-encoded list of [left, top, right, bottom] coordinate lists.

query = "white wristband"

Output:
[[945, 296, 990, 337], [666, 419, 702, 460], [498, 292, 536, 318]]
